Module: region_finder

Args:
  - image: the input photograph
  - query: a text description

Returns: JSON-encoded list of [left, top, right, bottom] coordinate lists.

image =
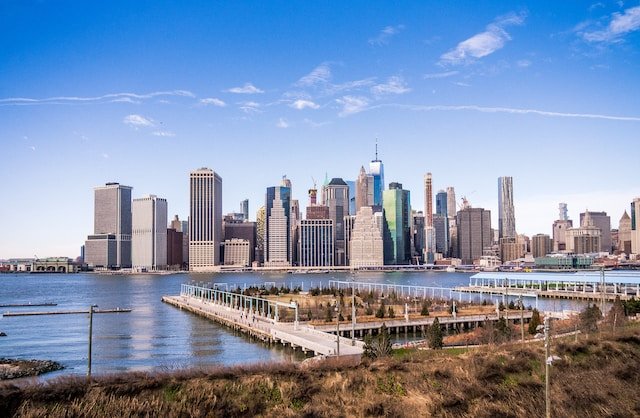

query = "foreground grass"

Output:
[[2, 326, 640, 417]]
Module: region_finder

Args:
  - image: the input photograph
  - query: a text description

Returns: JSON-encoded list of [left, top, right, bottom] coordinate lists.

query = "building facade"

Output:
[[265, 186, 291, 266], [456, 207, 492, 265], [498, 176, 516, 240], [85, 182, 133, 269], [323, 178, 350, 266], [531, 234, 553, 258], [579, 211, 611, 253], [383, 183, 411, 265], [632, 198, 640, 254], [618, 211, 632, 254], [369, 148, 385, 207], [132, 195, 168, 270], [189, 168, 222, 271], [223, 239, 251, 266], [355, 166, 374, 211], [349, 206, 384, 268], [298, 219, 334, 267]]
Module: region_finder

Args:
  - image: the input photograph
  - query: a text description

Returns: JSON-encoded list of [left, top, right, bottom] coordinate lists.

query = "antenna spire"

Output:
[[375, 138, 378, 160]]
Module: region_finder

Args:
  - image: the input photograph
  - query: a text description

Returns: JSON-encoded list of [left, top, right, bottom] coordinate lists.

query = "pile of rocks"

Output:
[[0, 359, 64, 380]]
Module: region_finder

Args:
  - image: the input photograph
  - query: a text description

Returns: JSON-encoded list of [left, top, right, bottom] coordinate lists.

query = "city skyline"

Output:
[[2, 1, 640, 258]]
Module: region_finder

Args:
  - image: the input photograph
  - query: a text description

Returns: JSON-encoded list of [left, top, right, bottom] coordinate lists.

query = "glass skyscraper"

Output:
[[383, 182, 411, 265], [369, 145, 385, 207]]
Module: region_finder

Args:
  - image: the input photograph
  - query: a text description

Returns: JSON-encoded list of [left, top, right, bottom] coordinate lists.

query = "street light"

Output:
[[88, 304, 98, 377], [335, 302, 340, 356], [351, 274, 356, 346]]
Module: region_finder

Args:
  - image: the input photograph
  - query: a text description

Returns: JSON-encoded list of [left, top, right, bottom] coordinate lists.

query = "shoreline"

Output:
[[0, 359, 64, 380]]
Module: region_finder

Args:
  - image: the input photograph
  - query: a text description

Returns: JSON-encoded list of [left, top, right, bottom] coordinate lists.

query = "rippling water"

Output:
[[0, 270, 589, 379]]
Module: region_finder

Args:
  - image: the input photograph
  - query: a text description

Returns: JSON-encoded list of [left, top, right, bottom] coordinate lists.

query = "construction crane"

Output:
[[458, 190, 476, 210]]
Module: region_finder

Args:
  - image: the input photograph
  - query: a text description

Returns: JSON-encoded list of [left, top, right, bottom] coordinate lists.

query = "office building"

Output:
[[633, 198, 640, 254], [132, 195, 168, 270], [355, 166, 374, 211], [433, 213, 448, 256], [552, 203, 573, 252], [579, 211, 612, 253], [456, 207, 492, 265], [189, 168, 222, 271], [531, 234, 553, 258], [412, 211, 425, 262], [265, 185, 291, 266], [559, 203, 569, 221], [369, 144, 385, 207], [349, 206, 384, 268], [299, 219, 334, 267], [240, 199, 249, 221], [618, 211, 632, 254], [167, 227, 183, 268], [498, 176, 516, 240], [256, 206, 266, 264], [84, 182, 133, 269], [224, 221, 256, 264], [323, 178, 350, 265], [223, 239, 251, 266], [346, 180, 356, 216], [565, 211, 601, 254], [344, 214, 356, 264], [383, 182, 411, 265]]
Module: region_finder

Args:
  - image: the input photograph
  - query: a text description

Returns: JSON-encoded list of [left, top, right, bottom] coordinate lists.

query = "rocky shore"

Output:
[[0, 359, 63, 380]]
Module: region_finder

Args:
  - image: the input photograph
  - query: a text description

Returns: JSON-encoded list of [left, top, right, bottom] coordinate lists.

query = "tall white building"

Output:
[[132, 195, 168, 270], [424, 173, 435, 263], [631, 198, 640, 254], [265, 186, 291, 266], [350, 206, 384, 268], [189, 168, 222, 271], [498, 176, 516, 239]]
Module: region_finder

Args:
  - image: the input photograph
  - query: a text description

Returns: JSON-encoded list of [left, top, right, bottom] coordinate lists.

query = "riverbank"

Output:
[[3, 325, 639, 417], [0, 359, 63, 380]]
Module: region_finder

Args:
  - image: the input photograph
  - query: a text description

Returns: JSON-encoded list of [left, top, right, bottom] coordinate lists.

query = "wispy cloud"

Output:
[[123, 114, 155, 128], [579, 5, 640, 42], [369, 103, 640, 122], [226, 83, 264, 94], [200, 98, 226, 107], [336, 96, 369, 117], [440, 12, 527, 65], [296, 63, 332, 87], [290, 99, 320, 110], [238, 101, 262, 114], [325, 78, 377, 96], [0, 90, 194, 106], [452, 81, 471, 87], [102, 153, 109, 159], [369, 24, 405, 46], [303, 118, 331, 128], [423, 70, 460, 79], [29, 145, 36, 151], [276, 118, 290, 128], [516, 59, 532, 68], [371, 76, 411, 96], [152, 130, 175, 137]]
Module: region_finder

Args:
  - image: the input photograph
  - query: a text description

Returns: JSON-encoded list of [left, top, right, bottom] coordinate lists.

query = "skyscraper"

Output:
[[424, 173, 433, 227], [369, 143, 385, 207], [265, 185, 291, 266], [346, 180, 356, 216], [498, 176, 516, 239], [446, 187, 456, 218], [350, 206, 384, 268], [256, 206, 266, 264], [456, 207, 492, 265], [531, 234, 553, 258], [132, 195, 167, 270], [435, 189, 449, 257], [323, 178, 350, 265], [299, 219, 334, 267], [553, 202, 573, 252], [632, 198, 640, 255], [84, 182, 133, 269], [355, 166, 374, 211], [579, 211, 612, 253], [189, 168, 222, 271], [618, 211, 632, 254], [240, 199, 249, 221], [383, 182, 411, 265]]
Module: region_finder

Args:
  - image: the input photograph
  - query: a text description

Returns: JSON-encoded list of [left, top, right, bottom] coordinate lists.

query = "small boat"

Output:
[[445, 266, 456, 273]]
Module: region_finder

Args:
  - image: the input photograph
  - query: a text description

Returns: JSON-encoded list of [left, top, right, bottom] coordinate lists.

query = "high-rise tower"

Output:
[[383, 182, 411, 265], [265, 185, 291, 266], [189, 168, 222, 271], [369, 142, 385, 207], [355, 166, 374, 211], [498, 176, 516, 239], [132, 195, 168, 270], [84, 182, 133, 269], [323, 178, 350, 265]]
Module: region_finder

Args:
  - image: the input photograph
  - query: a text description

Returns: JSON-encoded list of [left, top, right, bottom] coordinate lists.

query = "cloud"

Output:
[[290, 99, 320, 110], [296, 63, 332, 87], [200, 98, 226, 107], [276, 118, 290, 128], [423, 70, 460, 79], [517, 59, 532, 67], [580, 5, 640, 42], [303, 118, 331, 128], [102, 153, 109, 159], [440, 12, 527, 65], [369, 103, 640, 122], [152, 131, 175, 137], [29, 145, 36, 151], [369, 24, 405, 46], [371, 76, 411, 96], [452, 81, 471, 87], [325, 78, 377, 95], [238, 101, 262, 114], [336, 96, 369, 117], [123, 114, 155, 127], [0, 90, 194, 106], [226, 83, 264, 94]]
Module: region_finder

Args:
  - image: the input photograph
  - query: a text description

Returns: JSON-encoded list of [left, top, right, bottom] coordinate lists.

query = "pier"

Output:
[[2, 308, 131, 316], [454, 271, 640, 302]]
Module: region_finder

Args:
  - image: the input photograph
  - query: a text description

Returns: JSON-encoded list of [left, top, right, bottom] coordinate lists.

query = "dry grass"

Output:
[[3, 326, 640, 417]]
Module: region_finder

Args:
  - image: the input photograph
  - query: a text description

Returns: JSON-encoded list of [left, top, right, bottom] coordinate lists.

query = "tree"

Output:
[[365, 305, 374, 316], [498, 301, 505, 311], [508, 301, 516, 310], [528, 309, 542, 335], [623, 297, 640, 316], [325, 304, 334, 323], [420, 302, 430, 316], [387, 306, 395, 318], [306, 309, 313, 321], [579, 304, 602, 333], [428, 317, 443, 349], [494, 317, 512, 343], [362, 324, 393, 359], [605, 296, 627, 331], [375, 301, 386, 319]]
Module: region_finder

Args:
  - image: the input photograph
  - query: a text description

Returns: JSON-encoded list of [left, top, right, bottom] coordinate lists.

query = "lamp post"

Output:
[[351, 276, 356, 346], [335, 303, 340, 356], [88, 304, 98, 377]]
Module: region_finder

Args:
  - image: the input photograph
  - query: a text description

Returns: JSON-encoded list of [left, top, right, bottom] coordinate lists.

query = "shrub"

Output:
[[428, 317, 443, 349]]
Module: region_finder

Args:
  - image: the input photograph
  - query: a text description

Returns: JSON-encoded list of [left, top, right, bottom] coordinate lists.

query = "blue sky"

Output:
[[1, 1, 639, 258]]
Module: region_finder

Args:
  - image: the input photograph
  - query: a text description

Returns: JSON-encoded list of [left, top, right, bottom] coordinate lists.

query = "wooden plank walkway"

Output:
[[162, 295, 363, 357]]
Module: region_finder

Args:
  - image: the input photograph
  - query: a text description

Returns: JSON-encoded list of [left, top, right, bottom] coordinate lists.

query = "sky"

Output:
[[1, 1, 639, 258]]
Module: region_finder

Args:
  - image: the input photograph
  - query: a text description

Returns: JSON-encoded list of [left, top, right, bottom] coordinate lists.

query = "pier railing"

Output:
[[180, 284, 299, 326]]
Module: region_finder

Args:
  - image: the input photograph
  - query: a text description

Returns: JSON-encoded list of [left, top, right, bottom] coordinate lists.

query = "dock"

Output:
[[2, 308, 132, 317], [0, 303, 57, 308]]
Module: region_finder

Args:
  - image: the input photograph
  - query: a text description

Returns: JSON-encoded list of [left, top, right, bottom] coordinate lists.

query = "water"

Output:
[[0, 270, 591, 379]]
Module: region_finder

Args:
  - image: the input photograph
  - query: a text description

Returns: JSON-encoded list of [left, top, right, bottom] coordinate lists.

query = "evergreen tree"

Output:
[[498, 301, 505, 311], [579, 304, 602, 333], [362, 325, 393, 359], [494, 317, 512, 342], [420, 302, 430, 316], [508, 301, 516, 310], [605, 295, 627, 330], [428, 317, 443, 349], [363, 334, 375, 359], [528, 309, 542, 335], [365, 305, 374, 316], [306, 309, 313, 321], [387, 306, 395, 318], [325, 304, 334, 322], [375, 301, 386, 318]]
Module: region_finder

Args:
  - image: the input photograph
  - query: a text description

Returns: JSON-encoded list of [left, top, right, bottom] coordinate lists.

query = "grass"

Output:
[[3, 324, 640, 417]]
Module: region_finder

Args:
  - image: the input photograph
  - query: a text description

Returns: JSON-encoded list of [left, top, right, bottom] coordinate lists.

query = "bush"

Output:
[[363, 324, 393, 359], [428, 317, 443, 349], [375, 302, 386, 319], [528, 309, 541, 335], [387, 307, 395, 318], [420, 303, 430, 316], [580, 304, 602, 333]]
